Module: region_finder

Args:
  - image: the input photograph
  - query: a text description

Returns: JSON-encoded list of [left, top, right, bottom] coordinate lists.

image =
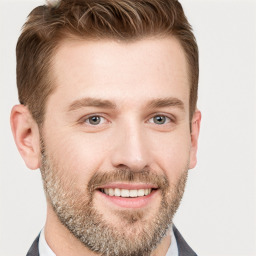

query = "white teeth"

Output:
[[129, 190, 138, 197], [101, 188, 153, 197], [137, 189, 145, 197], [114, 188, 121, 196], [121, 189, 130, 197], [109, 188, 115, 196], [145, 189, 150, 196]]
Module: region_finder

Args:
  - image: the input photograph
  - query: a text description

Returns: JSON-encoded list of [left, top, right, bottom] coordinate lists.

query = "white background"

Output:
[[0, 0, 255, 255]]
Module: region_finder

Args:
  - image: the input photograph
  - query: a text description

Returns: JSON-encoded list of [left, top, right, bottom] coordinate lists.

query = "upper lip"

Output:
[[97, 183, 158, 190]]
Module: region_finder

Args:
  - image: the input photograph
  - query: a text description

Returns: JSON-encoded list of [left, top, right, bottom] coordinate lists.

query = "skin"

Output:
[[11, 36, 201, 256]]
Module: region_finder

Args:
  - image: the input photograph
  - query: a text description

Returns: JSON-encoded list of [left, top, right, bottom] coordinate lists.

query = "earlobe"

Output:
[[189, 110, 201, 169], [10, 105, 41, 170]]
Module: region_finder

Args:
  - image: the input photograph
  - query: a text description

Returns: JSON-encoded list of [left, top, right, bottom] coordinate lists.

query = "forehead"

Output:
[[49, 36, 190, 109]]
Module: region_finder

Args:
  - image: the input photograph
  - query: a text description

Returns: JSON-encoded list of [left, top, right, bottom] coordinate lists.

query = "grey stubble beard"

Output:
[[40, 143, 188, 256]]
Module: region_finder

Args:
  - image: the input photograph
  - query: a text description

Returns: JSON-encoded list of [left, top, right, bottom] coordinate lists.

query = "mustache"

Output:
[[87, 168, 169, 192]]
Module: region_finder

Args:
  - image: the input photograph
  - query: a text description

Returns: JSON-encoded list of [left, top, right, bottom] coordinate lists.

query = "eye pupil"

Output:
[[154, 116, 166, 124], [89, 116, 101, 125]]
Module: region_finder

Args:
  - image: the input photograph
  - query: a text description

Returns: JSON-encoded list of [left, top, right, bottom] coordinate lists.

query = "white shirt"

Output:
[[38, 228, 56, 256], [39, 226, 178, 256]]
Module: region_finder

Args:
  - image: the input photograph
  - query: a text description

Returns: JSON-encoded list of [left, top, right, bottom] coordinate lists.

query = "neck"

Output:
[[44, 203, 172, 256]]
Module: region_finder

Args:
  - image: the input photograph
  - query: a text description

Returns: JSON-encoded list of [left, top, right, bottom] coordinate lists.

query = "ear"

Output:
[[189, 109, 201, 169], [10, 105, 41, 170]]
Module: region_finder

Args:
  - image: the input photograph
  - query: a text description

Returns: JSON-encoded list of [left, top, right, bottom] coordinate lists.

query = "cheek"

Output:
[[43, 130, 111, 184], [150, 129, 191, 180]]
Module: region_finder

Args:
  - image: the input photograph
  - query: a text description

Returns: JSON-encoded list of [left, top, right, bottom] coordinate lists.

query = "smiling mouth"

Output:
[[99, 188, 158, 198]]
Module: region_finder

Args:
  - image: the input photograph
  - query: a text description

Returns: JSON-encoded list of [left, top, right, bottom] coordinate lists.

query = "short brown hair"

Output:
[[16, 0, 199, 125]]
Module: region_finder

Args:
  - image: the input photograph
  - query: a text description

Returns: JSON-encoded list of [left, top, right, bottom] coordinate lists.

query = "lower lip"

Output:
[[96, 189, 158, 209]]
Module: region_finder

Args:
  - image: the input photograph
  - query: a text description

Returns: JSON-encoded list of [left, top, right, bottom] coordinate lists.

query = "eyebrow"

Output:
[[68, 97, 117, 111], [147, 97, 185, 110], [67, 96, 185, 112]]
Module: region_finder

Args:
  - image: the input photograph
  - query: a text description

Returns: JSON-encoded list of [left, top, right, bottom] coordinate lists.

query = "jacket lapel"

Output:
[[26, 234, 40, 256], [173, 225, 197, 256]]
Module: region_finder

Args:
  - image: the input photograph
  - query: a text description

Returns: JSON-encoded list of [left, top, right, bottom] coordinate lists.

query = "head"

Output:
[[11, 1, 201, 255]]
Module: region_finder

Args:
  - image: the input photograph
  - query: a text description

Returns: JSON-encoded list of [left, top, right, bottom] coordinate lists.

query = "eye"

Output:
[[84, 116, 106, 125], [149, 115, 171, 125]]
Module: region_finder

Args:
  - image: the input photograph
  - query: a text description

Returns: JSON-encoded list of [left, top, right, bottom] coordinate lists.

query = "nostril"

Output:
[[116, 164, 128, 169]]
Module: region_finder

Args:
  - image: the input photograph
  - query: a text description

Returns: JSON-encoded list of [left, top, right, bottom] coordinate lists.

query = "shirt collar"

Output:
[[38, 228, 56, 256], [167, 226, 179, 256]]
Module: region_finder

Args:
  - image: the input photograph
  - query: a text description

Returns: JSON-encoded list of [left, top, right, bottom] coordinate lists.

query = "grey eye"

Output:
[[87, 116, 102, 125], [153, 116, 166, 124], [149, 115, 171, 125]]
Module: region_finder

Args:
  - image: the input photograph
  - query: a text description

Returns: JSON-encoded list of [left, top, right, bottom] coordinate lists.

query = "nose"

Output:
[[110, 122, 151, 171]]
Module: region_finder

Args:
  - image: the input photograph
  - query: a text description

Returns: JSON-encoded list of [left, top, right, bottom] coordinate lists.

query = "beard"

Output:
[[40, 143, 188, 256]]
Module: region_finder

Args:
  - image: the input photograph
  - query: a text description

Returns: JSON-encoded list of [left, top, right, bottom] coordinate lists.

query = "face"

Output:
[[40, 37, 198, 256]]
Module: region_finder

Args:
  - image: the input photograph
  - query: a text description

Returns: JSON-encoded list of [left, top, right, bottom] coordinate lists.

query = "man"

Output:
[[10, 0, 201, 255]]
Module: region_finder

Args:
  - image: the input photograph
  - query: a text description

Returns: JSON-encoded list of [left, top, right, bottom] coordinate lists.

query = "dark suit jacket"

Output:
[[26, 226, 197, 256]]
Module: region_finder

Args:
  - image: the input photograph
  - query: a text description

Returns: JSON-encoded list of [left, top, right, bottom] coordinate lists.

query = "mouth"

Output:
[[96, 183, 159, 208]]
